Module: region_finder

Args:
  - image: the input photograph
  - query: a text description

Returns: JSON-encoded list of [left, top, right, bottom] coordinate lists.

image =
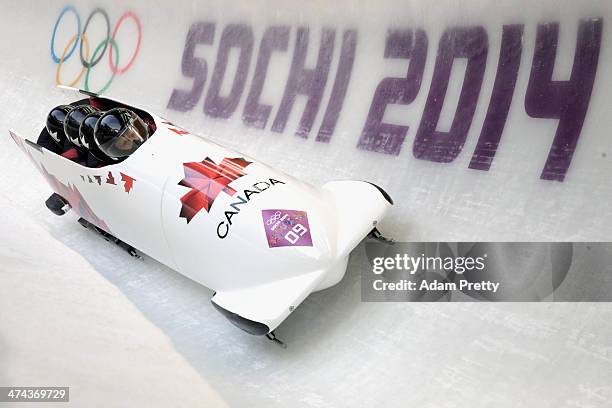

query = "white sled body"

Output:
[[9, 90, 392, 335]]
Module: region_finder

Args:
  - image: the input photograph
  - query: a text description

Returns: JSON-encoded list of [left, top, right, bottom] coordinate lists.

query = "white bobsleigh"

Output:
[[8, 88, 393, 342]]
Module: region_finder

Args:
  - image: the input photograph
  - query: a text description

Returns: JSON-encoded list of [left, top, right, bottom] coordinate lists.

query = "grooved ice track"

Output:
[[1, 0, 611, 407]]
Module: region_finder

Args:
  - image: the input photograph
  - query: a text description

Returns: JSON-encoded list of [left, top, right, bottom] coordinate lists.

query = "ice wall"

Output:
[[1, 0, 611, 240]]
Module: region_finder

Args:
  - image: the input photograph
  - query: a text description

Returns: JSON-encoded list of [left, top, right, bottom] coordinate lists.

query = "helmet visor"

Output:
[[98, 115, 148, 159]]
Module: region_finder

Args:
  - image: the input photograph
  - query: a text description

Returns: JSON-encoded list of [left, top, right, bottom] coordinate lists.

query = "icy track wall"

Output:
[[3, 0, 611, 241]]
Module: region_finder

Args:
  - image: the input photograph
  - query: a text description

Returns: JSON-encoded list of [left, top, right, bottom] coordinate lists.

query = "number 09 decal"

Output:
[[262, 209, 313, 248]]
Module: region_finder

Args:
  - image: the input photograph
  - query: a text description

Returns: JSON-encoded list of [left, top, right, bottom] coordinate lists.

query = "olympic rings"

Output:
[[50, 6, 80, 63], [56, 34, 89, 87], [79, 8, 110, 68], [109, 12, 142, 74], [85, 38, 119, 95], [50, 6, 142, 91], [266, 211, 283, 225]]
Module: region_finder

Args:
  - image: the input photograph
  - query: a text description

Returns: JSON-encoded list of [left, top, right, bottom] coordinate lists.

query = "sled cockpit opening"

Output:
[[37, 97, 157, 168]]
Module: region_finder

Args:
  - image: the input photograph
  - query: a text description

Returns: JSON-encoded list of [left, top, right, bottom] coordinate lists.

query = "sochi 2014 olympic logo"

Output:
[[50, 6, 142, 94]]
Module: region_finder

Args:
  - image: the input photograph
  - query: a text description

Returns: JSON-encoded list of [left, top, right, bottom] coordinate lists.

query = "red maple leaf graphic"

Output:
[[178, 157, 252, 223], [169, 127, 190, 135], [106, 171, 116, 185], [120, 173, 135, 193], [41, 165, 110, 232]]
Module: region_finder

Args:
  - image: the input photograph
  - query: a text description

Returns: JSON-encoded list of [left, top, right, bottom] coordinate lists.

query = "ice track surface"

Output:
[[1, 0, 612, 406]]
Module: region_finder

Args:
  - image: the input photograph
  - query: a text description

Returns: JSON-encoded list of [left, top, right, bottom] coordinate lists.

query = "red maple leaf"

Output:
[[178, 157, 252, 223], [169, 127, 190, 135], [120, 173, 135, 193], [106, 171, 116, 185], [41, 165, 110, 232]]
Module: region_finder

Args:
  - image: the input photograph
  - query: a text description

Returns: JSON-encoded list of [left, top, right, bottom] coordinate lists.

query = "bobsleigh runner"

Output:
[[8, 87, 393, 346]]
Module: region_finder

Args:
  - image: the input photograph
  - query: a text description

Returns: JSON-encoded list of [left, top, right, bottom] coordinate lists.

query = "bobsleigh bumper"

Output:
[[211, 299, 270, 335]]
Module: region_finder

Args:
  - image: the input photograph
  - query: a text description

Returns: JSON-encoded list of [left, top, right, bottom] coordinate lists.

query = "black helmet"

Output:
[[46, 105, 74, 147], [64, 105, 99, 151], [94, 108, 149, 161], [79, 111, 107, 161]]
